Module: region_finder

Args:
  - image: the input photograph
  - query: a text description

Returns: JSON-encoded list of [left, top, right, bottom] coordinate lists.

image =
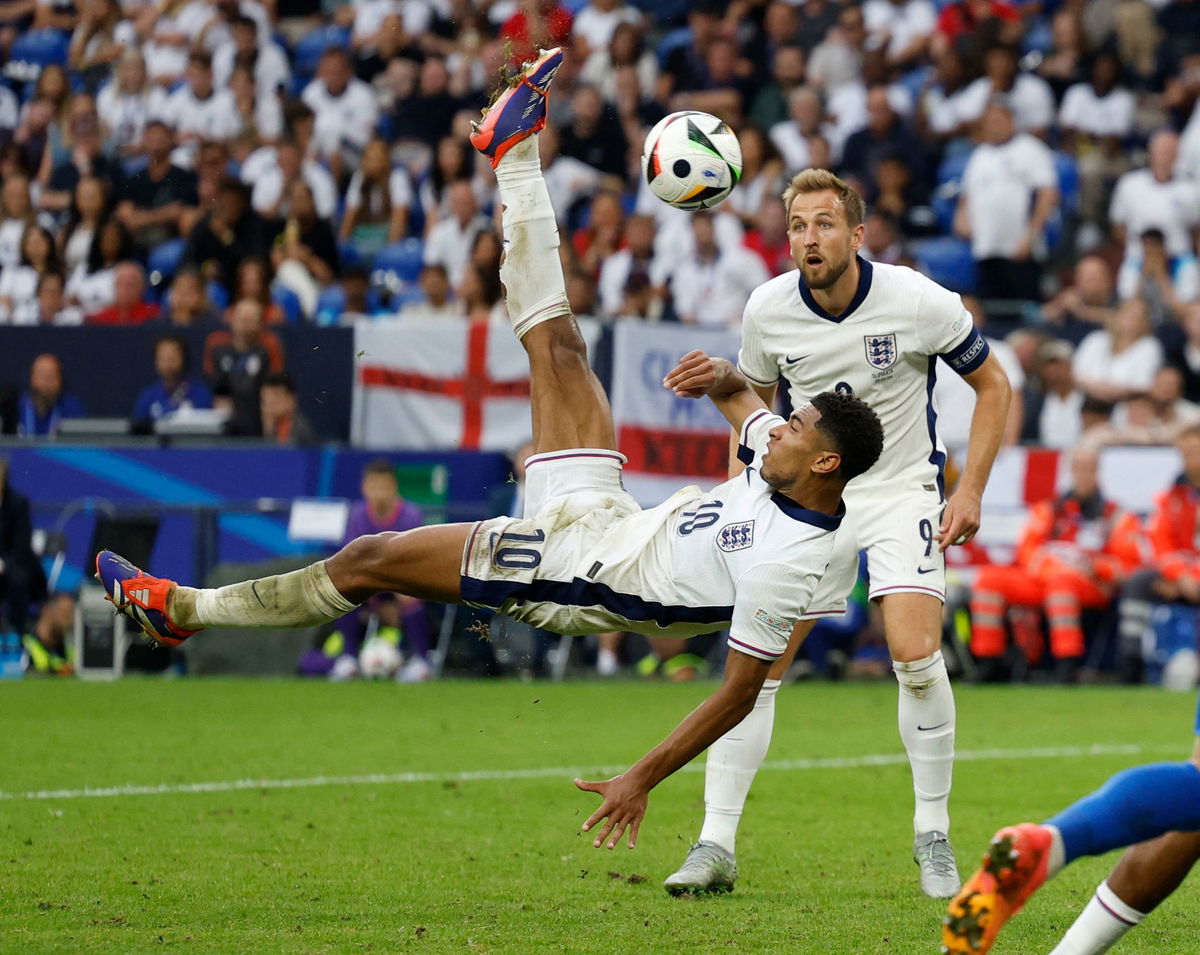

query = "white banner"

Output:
[[351, 317, 600, 451], [609, 322, 742, 505]]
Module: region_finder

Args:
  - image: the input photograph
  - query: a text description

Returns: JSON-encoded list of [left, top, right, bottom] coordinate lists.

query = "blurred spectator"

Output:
[[1157, 0, 1200, 85], [770, 86, 832, 171], [228, 64, 284, 144], [259, 371, 315, 444], [184, 177, 274, 296], [1059, 49, 1136, 226], [1182, 82, 1200, 183], [66, 217, 131, 314], [97, 51, 165, 157], [808, 5, 868, 93], [39, 101, 116, 215], [398, 263, 459, 320], [567, 268, 599, 316], [203, 297, 285, 435], [955, 100, 1058, 302], [114, 120, 198, 250], [1042, 254, 1118, 345], [18, 353, 84, 437], [1073, 297, 1164, 403], [668, 210, 770, 327], [0, 173, 36, 270], [158, 51, 241, 149], [932, 0, 1022, 63], [424, 180, 489, 287], [250, 139, 337, 221], [670, 34, 752, 120], [560, 84, 629, 180], [390, 54, 462, 149], [839, 84, 927, 195], [13, 99, 55, 180], [743, 2, 800, 83], [500, 0, 573, 68], [142, 0, 196, 86], [160, 268, 220, 327], [958, 43, 1056, 139], [88, 261, 161, 325], [132, 333, 214, 427], [572, 0, 640, 58], [537, 122, 607, 225], [0, 225, 61, 322], [748, 43, 807, 131], [1109, 130, 1200, 285], [795, 0, 841, 53], [579, 20, 657, 104], [660, 1, 725, 97], [339, 139, 412, 255], [861, 209, 905, 265], [0, 457, 46, 637], [1119, 228, 1199, 328], [232, 257, 285, 325], [22, 593, 76, 675], [1164, 301, 1200, 402], [864, 0, 937, 72], [918, 47, 977, 143], [1110, 365, 1200, 442], [744, 195, 793, 276], [69, 0, 135, 87], [212, 13, 290, 96], [573, 190, 625, 278], [458, 262, 505, 322], [30, 271, 83, 326], [1022, 338, 1084, 449], [597, 213, 665, 318], [59, 176, 109, 276], [270, 180, 341, 316], [1034, 8, 1087, 102], [969, 443, 1142, 683], [870, 154, 935, 237], [417, 135, 476, 228], [725, 124, 785, 230], [302, 47, 379, 173]]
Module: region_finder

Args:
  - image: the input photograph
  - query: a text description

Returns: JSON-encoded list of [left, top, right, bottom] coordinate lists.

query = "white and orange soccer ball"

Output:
[[642, 110, 743, 211]]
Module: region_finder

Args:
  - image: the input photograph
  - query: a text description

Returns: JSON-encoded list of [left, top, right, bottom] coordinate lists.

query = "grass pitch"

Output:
[[2, 677, 1198, 953]]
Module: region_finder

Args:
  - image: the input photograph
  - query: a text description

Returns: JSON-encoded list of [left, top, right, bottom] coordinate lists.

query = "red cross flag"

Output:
[[352, 317, 601, 451]]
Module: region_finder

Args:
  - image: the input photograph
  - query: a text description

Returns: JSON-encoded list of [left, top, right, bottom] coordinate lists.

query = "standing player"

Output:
[[942, 712, 1200, 954], [95, 51, 883, 833], [664, 169, 1012, 899]]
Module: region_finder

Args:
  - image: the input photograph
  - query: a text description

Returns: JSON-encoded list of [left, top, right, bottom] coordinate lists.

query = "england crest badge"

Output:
[[864, 333, 897, 369], [717, 521, 755, 552]]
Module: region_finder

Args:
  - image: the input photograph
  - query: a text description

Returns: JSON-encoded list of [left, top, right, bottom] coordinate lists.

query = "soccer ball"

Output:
[[359, 635, 402, 679], [642, 110, 743, 210]]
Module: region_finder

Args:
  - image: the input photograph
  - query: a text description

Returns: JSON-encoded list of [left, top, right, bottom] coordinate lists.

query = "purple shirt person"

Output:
[[298, 459, 432, 679]]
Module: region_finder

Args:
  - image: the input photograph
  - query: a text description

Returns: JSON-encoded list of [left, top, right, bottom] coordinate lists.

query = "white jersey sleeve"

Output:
[[736, 287, 782, 387], [915, 280, 991, 378], [728, 561, 818, 661], [735, 409, 782, 465]]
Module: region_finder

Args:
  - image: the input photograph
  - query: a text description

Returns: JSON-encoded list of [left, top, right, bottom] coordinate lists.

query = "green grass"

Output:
[[1, 678, 1198, 953]]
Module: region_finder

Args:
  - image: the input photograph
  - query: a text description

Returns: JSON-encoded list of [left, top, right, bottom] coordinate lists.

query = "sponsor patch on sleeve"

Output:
[[753, 608, 792, 634]]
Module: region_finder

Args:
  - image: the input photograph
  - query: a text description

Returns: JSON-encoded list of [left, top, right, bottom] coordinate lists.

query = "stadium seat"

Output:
[[207, 280, 229, 312], [910, 236, 978, 294], [4, 29, 70, 82], [272, 284, 304, 324], [372, 237, 424, 288], [292, 25, 350, 78], [315, 285, 346, 325], [935, 150, 972, 187], [655, 26, 693, 65], [146, 238, 187, 288]]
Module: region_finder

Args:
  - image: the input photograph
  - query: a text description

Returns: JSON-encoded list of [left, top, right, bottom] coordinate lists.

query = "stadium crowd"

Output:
[[5, 0, 1200, 680]]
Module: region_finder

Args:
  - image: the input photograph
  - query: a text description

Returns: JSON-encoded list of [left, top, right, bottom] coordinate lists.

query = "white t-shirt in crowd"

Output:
[[251, 159, 339, 220], [212, 39, 291, 95], [301, 77, 380, 156], [97, 84, 169, 151], [957, 73, 1057, 133], [156, 85, 241, 141], [1109, 168, 1200, 259], [961, 132, 1058, 259], [344, 167, 413, 218], [669, 246, 772, 328], [1058, 82, 1135, 139], [1072, 331, 1163, 392], [1039, 390, 1085, 449], [423, 213, 490, 286], [862, 0, 937, 60], [934, 336, 1024, 451], [571, 2, 641, 51]]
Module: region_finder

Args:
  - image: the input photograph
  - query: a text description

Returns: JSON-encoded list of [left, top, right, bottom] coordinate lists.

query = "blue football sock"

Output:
[[1046, 761, 1200, 864]]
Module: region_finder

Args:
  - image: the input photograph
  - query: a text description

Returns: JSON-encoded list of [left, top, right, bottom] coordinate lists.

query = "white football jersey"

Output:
[[573, 410, 842, 660], [738, 259, 987, 495]]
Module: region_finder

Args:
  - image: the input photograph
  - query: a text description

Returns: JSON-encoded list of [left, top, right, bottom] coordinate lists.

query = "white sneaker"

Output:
[[397, 656, 433, 683], [329, 654, 360, 682], [597, 648, 620, 677]]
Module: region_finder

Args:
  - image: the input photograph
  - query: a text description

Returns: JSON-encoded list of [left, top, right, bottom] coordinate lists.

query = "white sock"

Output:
[[1049, 881, 1144, 954], [893, 651, 955, 834], [173, 561, 358, 630], [698, 678, 781, 855], [493, 134, 570, 339]]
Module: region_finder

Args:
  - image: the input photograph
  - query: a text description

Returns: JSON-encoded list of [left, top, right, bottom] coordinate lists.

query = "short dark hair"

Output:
[[810, 391, 884, 481], [261, 371, 295, 394], [363, 457, 397, 479], [154, 333, 190, 367]]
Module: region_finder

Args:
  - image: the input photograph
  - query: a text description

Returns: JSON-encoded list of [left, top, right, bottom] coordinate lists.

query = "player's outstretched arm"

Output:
[[663, 351, 766, 434], [574, 649, 771, 849]]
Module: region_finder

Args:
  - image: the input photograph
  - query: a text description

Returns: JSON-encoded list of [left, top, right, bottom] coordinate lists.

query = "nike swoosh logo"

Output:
[[917, 567, 938, 574], [251, 580, 266, 608], [917, 721, 949, 732], [785, 355, 810, 364]]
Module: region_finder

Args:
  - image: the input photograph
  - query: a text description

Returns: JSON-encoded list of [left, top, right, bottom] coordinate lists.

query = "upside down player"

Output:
[[95, 49, 883, 842], [664, 169, 1014, 899]]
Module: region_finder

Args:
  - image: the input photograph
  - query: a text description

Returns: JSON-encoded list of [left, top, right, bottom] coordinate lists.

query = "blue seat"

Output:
[[271, 285, 304, 324], [910, 236, 978, 295], [146, 238, 187, 287], [372, 237, 424, 287], [315, 285, 346, 326], [292, 25, 350, 78], [935, 149, 972, 187]]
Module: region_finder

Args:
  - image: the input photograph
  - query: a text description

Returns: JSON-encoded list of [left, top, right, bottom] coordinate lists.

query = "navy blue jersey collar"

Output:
[[769, 493, 845, 530], [798, 256, 873, 323]]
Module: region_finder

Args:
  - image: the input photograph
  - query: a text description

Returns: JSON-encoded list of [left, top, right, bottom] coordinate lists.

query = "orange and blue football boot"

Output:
[[469, 47, 563, 168], [942, 823, 1053, 954], [95, 550, 199, 647]]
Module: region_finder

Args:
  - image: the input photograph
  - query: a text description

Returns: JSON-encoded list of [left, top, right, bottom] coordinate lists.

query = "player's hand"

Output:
[[574, 774, 647, 849], [662, 350, 720, 398], [938, 488, 982, 552]]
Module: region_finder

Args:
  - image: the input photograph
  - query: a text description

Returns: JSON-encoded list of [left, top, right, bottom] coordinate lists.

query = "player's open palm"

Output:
[[574, 774, 647, 849], [663, 350, 719, 398]]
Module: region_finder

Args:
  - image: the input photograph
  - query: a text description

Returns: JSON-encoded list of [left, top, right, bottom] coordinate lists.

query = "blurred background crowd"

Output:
[[5, 0, 1200, 684]]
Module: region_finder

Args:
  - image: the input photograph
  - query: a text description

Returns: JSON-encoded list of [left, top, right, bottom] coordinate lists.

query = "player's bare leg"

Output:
[[664, 619, 815, 894], [880, 591, 960, 897]]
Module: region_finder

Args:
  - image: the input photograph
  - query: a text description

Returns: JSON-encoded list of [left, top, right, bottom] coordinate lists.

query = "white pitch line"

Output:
[[0, 742, 1180, 802]]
